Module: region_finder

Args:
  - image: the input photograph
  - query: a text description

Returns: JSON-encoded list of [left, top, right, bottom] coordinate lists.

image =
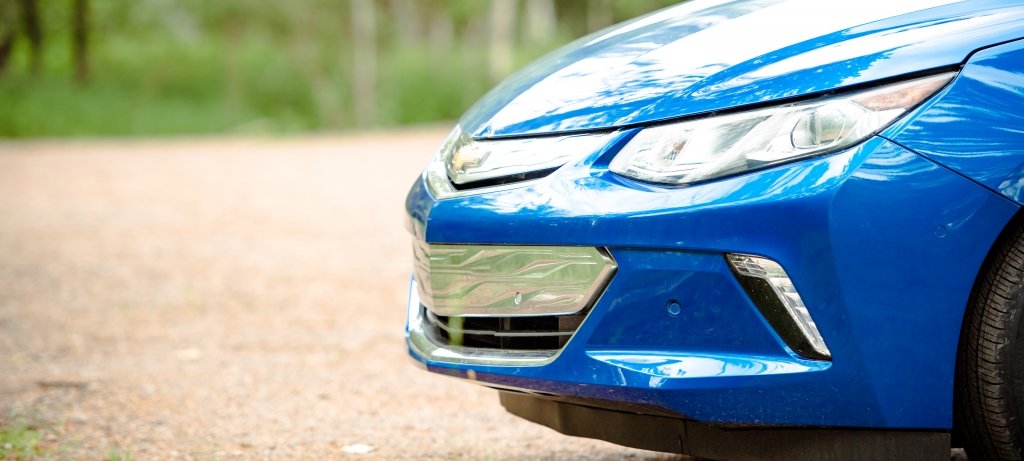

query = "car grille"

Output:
[[408, 243, 616, 365], [421, 306, 588, 352]]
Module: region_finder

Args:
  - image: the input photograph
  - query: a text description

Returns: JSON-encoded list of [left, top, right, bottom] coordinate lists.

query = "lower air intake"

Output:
[[407, 243, 616, 366], [422, 306, 587, 352]]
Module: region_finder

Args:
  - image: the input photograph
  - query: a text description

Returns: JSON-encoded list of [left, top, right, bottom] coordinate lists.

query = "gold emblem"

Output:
[[451, 145, 484, 172]]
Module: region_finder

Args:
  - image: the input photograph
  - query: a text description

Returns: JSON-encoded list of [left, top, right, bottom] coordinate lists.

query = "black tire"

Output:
[[957, 221, 1024, 460]]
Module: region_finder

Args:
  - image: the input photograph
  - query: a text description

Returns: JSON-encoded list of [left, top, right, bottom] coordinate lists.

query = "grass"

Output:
[[106, 447, 132, 461], [0, 35, 318, 137], [0, 412, 134, 461], [0, 0, 684, 138], [0, 417, 45, 460], [0, 29, 560, 138]]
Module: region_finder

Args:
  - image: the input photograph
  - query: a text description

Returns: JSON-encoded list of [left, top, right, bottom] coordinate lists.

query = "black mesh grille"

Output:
[[449, 167, 559, 191], [422, 306, 587, 352]]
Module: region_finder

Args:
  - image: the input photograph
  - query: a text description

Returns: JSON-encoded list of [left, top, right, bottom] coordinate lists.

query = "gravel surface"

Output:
[[0, 129, 686, 460]]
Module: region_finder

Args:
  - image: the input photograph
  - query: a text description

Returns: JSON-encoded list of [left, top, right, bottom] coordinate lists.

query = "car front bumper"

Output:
[[404, 132, 1017, 431]]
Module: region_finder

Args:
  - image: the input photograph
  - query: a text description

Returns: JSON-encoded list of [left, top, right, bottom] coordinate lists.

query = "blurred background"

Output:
[[0, 0, 676, 138], [0, 1, 693, 459]]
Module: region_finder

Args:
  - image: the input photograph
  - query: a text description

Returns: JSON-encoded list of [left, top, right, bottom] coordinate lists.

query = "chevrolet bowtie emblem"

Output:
[[451, 145, 485, 172]]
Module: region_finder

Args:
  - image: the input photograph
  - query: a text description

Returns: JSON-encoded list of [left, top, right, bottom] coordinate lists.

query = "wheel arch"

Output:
[[952, 207, 1024, 448]]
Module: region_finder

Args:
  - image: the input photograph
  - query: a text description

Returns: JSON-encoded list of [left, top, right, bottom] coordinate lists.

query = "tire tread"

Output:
[[958, 221, 1024, 460]]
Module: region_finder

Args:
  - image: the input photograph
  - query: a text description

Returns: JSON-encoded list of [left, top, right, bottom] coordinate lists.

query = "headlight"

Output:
[[609, 73, 955, 186], [424, 126, 615, 199]]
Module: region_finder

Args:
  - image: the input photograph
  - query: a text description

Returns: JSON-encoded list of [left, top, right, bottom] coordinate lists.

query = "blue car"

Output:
[[404, 1, 1024, 459]]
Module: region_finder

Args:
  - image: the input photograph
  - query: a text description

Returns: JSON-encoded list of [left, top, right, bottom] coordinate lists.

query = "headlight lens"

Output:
[[609, 73, 954, 186]]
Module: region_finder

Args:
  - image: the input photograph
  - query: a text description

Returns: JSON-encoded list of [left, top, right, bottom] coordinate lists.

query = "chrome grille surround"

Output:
[[423, 126, 619, 199], [408, 279, 570, 365], [442, 128, 617, 187], [407, 244, 616, 366], [413, 243, 616, 317]]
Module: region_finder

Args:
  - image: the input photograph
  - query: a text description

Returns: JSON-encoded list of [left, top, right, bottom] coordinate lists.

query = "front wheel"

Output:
[[957, 221, 1024, 460]]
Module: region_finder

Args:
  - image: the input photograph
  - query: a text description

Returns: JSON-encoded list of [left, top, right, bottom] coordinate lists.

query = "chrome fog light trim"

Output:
[[727, 254, 831, 360], [413, 242, 616, 317]]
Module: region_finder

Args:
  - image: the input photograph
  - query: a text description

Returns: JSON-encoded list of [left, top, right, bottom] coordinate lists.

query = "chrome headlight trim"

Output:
[[609, 72, 955, 186]]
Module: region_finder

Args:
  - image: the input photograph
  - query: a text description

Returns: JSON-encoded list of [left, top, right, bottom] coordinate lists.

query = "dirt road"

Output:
[[0, 129, 684, 460]]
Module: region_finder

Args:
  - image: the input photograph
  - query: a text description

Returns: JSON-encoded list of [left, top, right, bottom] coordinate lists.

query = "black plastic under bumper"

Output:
[[500, 392, 950, 460]]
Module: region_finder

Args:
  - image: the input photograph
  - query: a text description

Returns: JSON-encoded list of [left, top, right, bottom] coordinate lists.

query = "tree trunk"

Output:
[[390, 0, 421, 45], [286, 3, 344, 128], [523, 0, 555, 45], [350, 0, 377, 126], [488, 0, 518, 84], [427, 8, 453, 61], [71, 0, 89, 83], [18, 0, 40, 74], [587, 0, 613, 33], [0, 0, 15, 75]]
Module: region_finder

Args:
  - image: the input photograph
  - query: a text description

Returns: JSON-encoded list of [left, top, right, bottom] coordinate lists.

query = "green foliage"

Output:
[[0, 412, 136, 460], [0, 0, 680, 138], [107, 447, 133, 461], [0, 420, 44, 460]]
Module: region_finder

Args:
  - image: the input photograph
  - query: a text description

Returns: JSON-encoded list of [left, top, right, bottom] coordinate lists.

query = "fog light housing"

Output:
[[727, 254, 831, 360]]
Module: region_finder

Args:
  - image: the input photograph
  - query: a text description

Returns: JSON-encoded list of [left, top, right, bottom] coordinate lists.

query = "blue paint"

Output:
[[462, 1, 1024, 138], [408, 136, 1017, 428], [404, 0, 1024, 433], [886, 38, 1024, 204]]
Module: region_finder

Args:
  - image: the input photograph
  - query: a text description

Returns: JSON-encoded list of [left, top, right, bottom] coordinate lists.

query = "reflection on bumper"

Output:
[[404, 136, 1020, 428], [413, 242, 616, 317], [407, 279, 568, 366]]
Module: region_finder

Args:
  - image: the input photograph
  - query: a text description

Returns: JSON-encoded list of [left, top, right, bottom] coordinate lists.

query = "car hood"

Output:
[[461, 0, 1024, 139]]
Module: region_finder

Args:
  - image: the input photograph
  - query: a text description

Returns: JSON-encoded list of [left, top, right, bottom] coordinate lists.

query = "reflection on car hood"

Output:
[[461, 0, 1024, 139]]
